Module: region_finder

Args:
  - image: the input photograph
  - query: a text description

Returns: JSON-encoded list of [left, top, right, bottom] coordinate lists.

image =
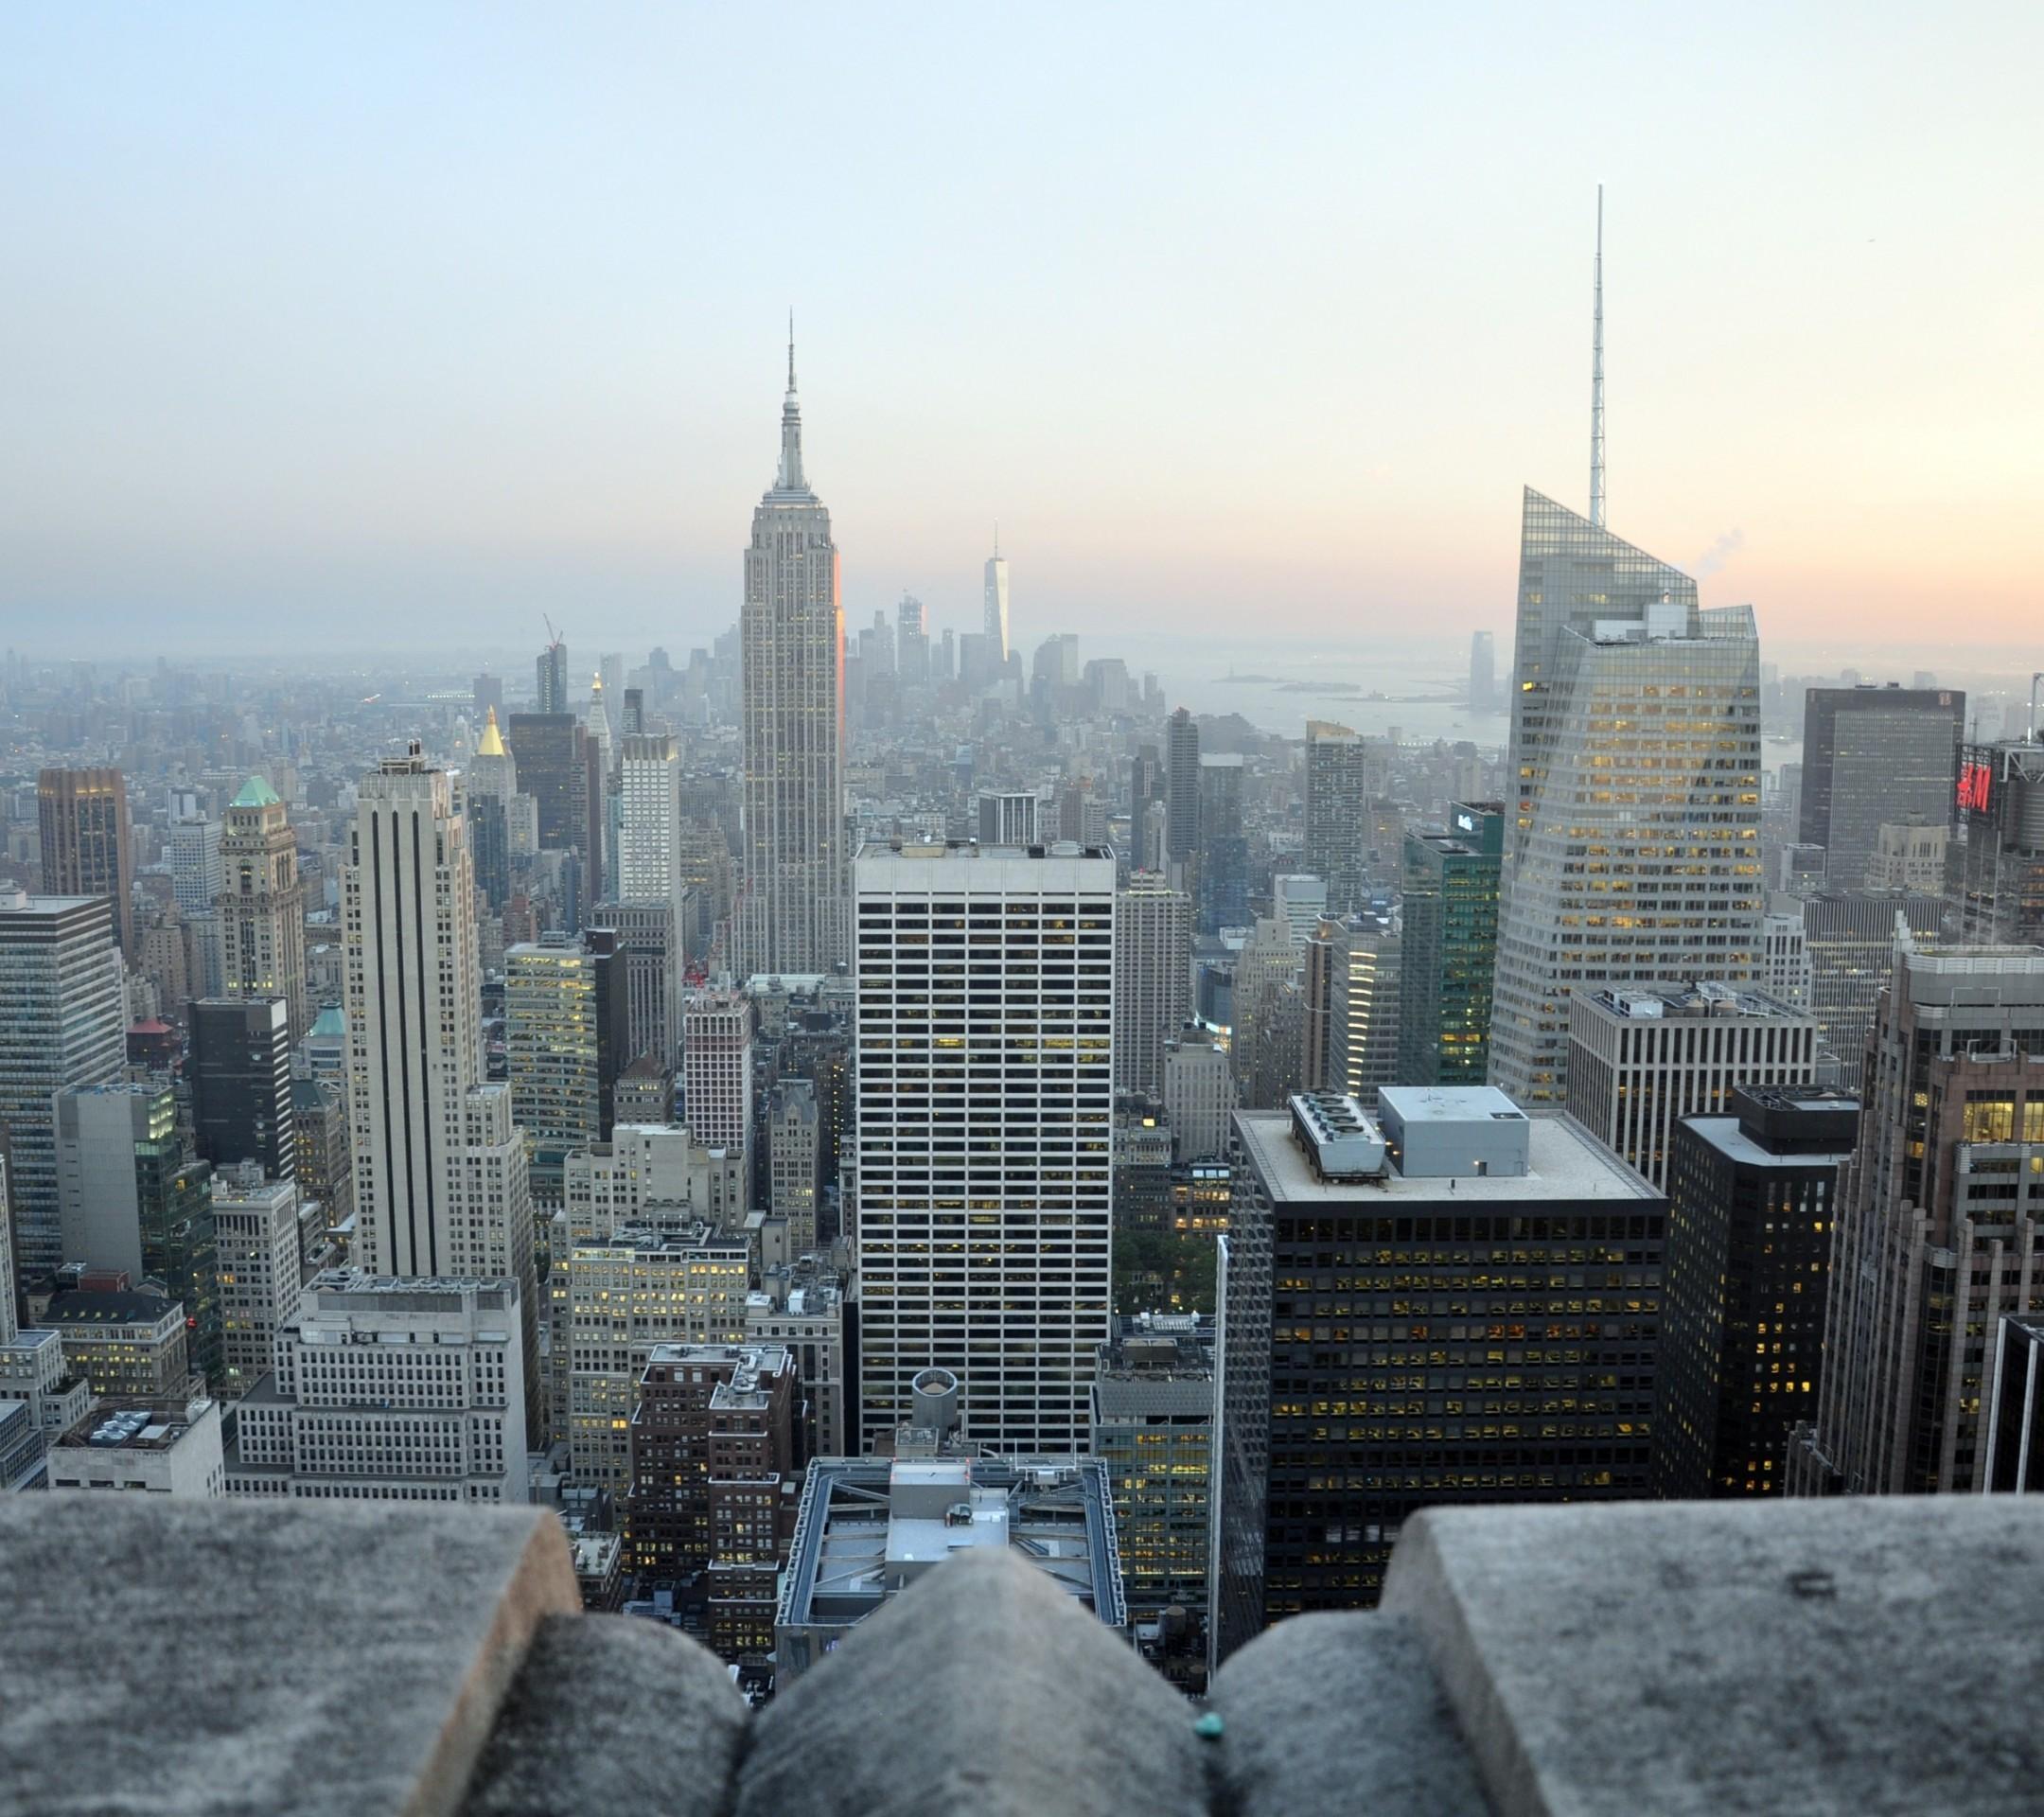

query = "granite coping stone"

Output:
[[1383, 1496, 2044, 1817], [0, 1498, 579, 1817], [1208, 1610, 1489, 1816], [460, 1612, 749, 1817], [735, 1547, 1209, 1817], [13, 1492, 2044, 1816]]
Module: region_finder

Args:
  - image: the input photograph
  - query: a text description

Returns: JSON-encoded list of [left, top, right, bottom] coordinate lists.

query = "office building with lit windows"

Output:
[[1489, 490, 1763, 1106], [210, 1164, 303, 1400], [506, 930, 628, 1209], [1789, 943, 2044, 1497], [1088, 1323, 1212, 1626], [854, 840, 1115, 1455], [559, 1221, 749, 1495], [1398, 803, 1504, 1087], [1213, 1087, 1664, 1667], [1566, 983, 1817, 1191], [1654, 1085, 1856, 1499]]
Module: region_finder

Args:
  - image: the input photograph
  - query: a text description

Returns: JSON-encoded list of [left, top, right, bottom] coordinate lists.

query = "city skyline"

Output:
[[3, 8, 2039, 660]]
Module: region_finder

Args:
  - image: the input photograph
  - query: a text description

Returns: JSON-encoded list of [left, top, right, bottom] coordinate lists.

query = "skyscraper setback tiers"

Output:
[[736, 333, 848, 979]]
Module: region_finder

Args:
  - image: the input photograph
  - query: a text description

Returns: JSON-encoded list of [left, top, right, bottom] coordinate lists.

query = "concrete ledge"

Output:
[[0, 1499, 579, 1817], [15, 1493, 2044, 1815], [462, 1613, 749, 1817], [1210, 1610, 1489, 1816], [735, 1548, 1208, 1817], [1383, 1497, 2044, 1817]]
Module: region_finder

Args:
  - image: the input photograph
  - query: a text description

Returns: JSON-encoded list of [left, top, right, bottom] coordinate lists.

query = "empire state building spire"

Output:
[[776, 309, 808, 495], [738, 312, 846, 978]]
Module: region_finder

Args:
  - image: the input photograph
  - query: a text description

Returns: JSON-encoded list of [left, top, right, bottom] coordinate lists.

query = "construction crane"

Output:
[[542, 612, 562, 650]]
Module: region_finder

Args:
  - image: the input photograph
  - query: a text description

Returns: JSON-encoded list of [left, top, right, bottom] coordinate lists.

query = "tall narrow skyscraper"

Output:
[[984, 530, 1010, 664], [218, 776, 308, 1043], [342, 750, 537, 1295], [1303, 722, 1372, 916], [38, 767, 134, 961], [536, 638, 569, 714], [736, 327, 847, 978], [1114, 873, 1191, 1097]]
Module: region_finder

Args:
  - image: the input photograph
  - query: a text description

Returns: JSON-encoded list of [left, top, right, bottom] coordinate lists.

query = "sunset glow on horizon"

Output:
[[2, 4, 2038, 662]]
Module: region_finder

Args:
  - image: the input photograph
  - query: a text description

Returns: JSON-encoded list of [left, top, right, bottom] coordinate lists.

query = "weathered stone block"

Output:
[[1211, 1610, 1489, 1815], [462, 1613, 749, 1817], [735, 1547, 1207, 1817], [0, 1498, 578, 1817], [1384, 1497, 2044, 1816]]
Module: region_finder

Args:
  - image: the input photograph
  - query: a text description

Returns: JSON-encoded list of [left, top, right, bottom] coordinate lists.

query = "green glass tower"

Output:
[[1397, 802, 1504, 1086]]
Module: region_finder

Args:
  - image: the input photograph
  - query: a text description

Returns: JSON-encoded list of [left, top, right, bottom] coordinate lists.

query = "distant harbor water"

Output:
[[1152, 640, 1506, 750]]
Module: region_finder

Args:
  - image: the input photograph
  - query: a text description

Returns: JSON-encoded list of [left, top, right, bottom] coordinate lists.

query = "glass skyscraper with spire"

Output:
[[1488, 488, 1764, 1104]]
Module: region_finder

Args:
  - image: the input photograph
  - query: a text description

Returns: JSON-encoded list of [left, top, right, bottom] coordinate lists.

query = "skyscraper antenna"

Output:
[[994, 520, 999, 558], [787, 309, 796, 393], [1590, 184, 1606, 529]]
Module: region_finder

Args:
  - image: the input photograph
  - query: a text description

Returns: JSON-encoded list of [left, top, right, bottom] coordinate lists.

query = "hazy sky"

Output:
[[4, 4, 2040, 664]]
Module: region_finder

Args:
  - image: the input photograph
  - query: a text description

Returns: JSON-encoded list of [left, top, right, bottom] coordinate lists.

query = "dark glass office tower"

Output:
[[1655, 1084, 1856, 1499], [506, 713, 590, 856], [1214, 1088, 1665, 1667], [1195, 755, 1246, 935], [1397, 802, 1504, 1086], [1798, 685, 1964, 890], [1165, 708, 1201, 876], [189, 997, 295, 1182]]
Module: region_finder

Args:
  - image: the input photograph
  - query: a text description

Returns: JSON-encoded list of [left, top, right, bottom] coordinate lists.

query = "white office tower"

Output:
[[681, 992, 753, 1167], [210, 1163, 303, 1400], [616, 729, 686, 931], [341, 750, 538, 1420], [1489, 491, 1763, 1104], [0, 890, 127, 1276], [1761, 908, 1813, 1010], [1272, 874, 1329, 950], [1115, 873, 1191, 1097], [854, 840, 1114, 1454], [984, 532, 1011, 664], [167, 817, 223, 918], [736, 330, 848, 978], [227, 1269, 528, 1504]]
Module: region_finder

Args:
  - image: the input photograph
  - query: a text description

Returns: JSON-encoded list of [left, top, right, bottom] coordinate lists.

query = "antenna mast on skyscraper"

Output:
[[1590, 183, 1606, 529]]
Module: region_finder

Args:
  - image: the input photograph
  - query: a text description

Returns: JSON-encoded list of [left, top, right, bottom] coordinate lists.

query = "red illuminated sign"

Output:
[[1958, 760, 1994, 814]]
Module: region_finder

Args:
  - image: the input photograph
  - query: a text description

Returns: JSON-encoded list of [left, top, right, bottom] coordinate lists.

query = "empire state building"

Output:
[[735, 330, 847, 977]]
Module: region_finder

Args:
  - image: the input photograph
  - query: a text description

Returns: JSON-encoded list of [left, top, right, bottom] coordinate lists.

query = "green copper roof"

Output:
[[310, 1003, 346, 1038], [231, 775, 282, 809]]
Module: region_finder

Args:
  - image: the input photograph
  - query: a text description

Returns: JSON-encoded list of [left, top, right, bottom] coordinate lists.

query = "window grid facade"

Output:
[[855, 844, 1115, 1455]]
